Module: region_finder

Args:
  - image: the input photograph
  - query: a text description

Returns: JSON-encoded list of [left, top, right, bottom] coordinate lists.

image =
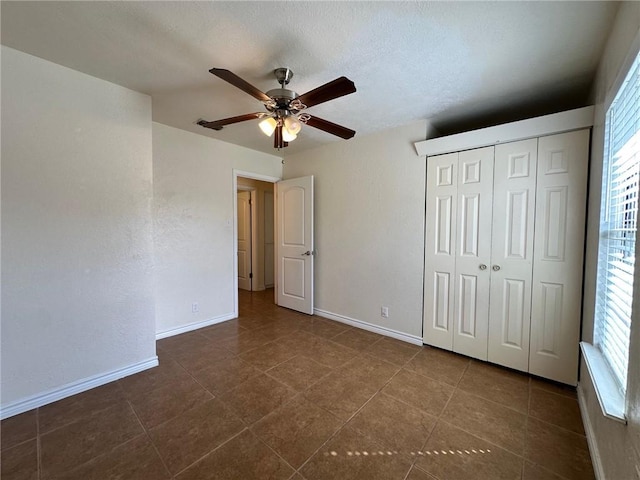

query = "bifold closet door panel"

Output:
[[452, 146, 494, 360], [423, 152, 458, 349], [488, 138, 538, 372], [529, 129, 589, 385]]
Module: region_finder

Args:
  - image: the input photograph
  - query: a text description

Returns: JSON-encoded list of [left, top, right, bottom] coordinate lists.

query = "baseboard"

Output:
[[155, 312, 236, 340], [0, 356, 158, 420], [577, 382, 606, 480], [314, 308, 423, 346]]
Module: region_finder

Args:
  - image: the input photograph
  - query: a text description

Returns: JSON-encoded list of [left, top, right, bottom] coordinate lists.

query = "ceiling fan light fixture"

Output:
[[259, 117, 277, 137], [284, 115, 302, 135], [282, 128, 297, 142]]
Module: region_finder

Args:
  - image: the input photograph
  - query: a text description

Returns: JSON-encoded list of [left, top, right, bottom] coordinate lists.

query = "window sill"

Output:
[[580, 342, 627, 424]]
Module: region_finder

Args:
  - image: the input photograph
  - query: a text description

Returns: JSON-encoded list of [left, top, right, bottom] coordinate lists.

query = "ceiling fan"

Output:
[[197, 68, 356, 149]]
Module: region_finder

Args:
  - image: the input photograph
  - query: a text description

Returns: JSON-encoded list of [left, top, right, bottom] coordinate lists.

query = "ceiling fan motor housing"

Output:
[[265, 88, 299, 111]]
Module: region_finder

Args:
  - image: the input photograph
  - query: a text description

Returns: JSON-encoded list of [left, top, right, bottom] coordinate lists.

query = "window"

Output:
[[594, 51, 640, 397]]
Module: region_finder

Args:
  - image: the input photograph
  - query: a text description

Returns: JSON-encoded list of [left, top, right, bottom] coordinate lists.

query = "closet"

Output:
[[421, 113, 590, 386]]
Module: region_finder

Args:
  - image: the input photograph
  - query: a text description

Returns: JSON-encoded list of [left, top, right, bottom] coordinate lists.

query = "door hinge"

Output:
[[249, 273, 253, 279], [249, 198, 252, 205]]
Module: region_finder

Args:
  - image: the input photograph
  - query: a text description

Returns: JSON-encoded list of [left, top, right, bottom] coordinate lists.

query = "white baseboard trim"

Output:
[[0, 356, 158, 420], [155, 312, 236, 340], [577, 383, 606, 480], [314, 308, 423, 346]]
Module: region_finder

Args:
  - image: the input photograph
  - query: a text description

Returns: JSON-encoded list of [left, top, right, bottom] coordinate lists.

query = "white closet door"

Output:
[[424, 152, 458, 349], [529, 129, 589, 385], [488, 138, 538, 372], [452, 147, 494, 360]]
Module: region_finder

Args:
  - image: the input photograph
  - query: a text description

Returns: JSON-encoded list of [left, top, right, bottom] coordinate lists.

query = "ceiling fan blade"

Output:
[[197, 113, 266, 131], [296, 77, 356, 108], [209, 68, 271, 103], [304, 115, 356, 139]]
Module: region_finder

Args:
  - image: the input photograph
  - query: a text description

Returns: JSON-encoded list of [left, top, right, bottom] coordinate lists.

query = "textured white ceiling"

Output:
[[1, 1, 618, 155]]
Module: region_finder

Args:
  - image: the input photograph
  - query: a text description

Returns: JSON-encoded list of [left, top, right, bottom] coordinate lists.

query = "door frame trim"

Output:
[[233, 170, 280, 318]]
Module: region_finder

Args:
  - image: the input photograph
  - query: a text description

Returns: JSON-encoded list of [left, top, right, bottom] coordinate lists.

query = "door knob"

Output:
[[479, 264, 487, 270], [301, 251, 312, 256], [492, 265, 501, 271]]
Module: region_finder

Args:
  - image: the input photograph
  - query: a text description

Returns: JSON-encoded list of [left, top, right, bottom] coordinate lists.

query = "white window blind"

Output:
[[594, 52, 640, 395]]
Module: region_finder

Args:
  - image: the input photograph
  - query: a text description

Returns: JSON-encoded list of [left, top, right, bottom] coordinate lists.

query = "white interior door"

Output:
[[424, 152, 458, 349], [488, 138, 538, 372], [529, 129, 589, 385], [237, 191, 252, 291], [453, 147, 494, 360], [276, 176, 314, 314]]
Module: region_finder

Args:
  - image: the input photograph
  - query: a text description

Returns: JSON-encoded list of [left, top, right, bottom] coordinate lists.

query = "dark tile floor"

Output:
[[0, 288, 594, 479]]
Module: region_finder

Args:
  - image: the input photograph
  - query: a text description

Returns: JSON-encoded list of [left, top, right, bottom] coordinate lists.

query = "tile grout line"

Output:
[[35, 398, 122, 438], [527, 379, 588, 437], [262, 360, 335, 394], [0, 437, 40, 455], [48, 407, 160, 480], [291, 354, 415, 477], [409, 356, 537, 479], [122, 363, 217, 433], [524, 376, 533, 478], [170, 427, 250, 478], [452, 380, 529, 416], [38, 402, 136, 477], [289, 346, 449, 477], [249, 426, 300, 476], [526, 413, 590, 437], [422, 362, 582, 480], [386, 349, 431, 476], [431, 371, 583, 480], [409, 357, 473, 479], [126, 398, 174, 479]]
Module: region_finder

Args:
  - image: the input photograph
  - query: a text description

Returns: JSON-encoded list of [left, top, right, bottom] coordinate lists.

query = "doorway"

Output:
[[234, 171, 278, 316], [233, 170, 314, 317]]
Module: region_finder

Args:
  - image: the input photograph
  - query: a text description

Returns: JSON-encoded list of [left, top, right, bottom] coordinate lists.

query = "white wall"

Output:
[[153, 123, 281, 338], [1, 47, 156, 414], [580, 3, 640, 478], [283, 121, 428, 340]]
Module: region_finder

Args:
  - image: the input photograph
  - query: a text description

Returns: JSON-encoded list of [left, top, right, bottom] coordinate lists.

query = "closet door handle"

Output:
[[492, 265, 501, 271], [479, 264, 487, 270]]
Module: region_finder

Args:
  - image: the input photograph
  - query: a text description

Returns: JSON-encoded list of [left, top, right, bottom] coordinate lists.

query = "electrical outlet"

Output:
[[381, 306, 389, 318], [192, 302, 199, 314]]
